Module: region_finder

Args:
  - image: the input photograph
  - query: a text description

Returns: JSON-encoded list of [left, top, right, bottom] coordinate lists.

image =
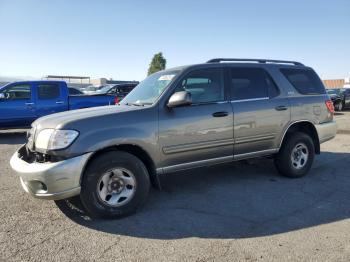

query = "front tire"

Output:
[[80, 151, 150, 218], [274, 132, 315, 178]]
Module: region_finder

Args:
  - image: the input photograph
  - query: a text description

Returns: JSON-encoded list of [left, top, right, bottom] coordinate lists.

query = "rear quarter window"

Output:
[[280, 68, 325, 95]]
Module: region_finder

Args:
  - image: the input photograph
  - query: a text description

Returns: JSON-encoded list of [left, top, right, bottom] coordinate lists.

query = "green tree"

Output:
[[147, 52, 166, 75]]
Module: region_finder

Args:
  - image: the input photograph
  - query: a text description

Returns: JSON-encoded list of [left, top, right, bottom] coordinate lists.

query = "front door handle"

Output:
[[56, 101, 64, 104], [25, 102, 34, 106], [275, 105, 288, 111], [212, 111, 229, 117]]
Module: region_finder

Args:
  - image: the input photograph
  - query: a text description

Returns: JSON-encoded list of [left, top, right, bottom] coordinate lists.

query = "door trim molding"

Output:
[[162, 138, 235, 154], [233, 148, 279, 160], [231, 97, 269, 103], [234, 134, 275, 144], [157, 148, 280, 174], [157, 155, 233, 174]]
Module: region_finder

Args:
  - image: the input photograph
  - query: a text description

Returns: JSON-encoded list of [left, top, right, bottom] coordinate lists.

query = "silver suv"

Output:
[[11, 58, 337, 218]]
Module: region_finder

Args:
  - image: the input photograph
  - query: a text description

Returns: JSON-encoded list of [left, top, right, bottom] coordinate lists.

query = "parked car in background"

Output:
[[0, 81, 116, 129], [68, 87, 84, 95], [10, 59, 336, 218], [326, 88, 350, 111], [95, 82, 138, 103], [81, 85, 106, 94]]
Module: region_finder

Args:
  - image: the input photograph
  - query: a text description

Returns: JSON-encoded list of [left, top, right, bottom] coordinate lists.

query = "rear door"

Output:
[[230, 67, 290, 156], [0, 83, 36, 128], [34, 82, 68, 118], [158, 67, 234, 170]]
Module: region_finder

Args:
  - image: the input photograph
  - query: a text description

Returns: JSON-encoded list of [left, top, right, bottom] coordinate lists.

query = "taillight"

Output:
[[114, 96, 120, 104], [325, 99, 334, 114]]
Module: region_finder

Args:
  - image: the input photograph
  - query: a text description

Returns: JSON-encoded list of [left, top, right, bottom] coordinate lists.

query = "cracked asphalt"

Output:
[[1, 111, 350, 261]]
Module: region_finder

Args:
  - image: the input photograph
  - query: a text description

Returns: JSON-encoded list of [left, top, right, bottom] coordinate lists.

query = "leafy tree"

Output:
[[147, 52, 166, 75]]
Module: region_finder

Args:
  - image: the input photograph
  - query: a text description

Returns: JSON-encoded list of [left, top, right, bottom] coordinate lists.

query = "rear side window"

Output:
[[280, 68, 325, 95], [38, 84, 60, 99], [230, 68, 279, 100]]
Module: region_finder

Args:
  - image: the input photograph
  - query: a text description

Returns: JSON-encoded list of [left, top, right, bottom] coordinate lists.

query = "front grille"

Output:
[[18, 145, 66, 164], [19, 146, 51, 163], [18, 146, 36, 163]]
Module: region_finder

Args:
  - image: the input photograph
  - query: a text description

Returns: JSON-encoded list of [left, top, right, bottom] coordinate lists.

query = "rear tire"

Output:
[[80, 151, 150, 218], [274, 132, 315, 178], [335, 101, 343, 111]]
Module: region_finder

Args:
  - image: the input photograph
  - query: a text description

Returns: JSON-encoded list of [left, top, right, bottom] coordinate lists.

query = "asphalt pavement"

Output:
[[1, 111, 350, 261]]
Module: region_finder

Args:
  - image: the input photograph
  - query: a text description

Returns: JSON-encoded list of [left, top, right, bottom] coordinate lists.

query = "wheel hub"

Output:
[[293, 149, 302, 161], [108, 178, 125, 194], [97, 168, 137, 207], [291, 143, 309, 169]]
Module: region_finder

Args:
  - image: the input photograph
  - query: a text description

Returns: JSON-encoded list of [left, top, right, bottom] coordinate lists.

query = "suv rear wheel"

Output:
[[274, 132, 315, 178], [80, 151, 150, 218]]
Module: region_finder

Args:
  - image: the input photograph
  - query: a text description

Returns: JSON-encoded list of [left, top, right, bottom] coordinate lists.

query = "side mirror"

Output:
[[167, 91, 192, 108], [0, 93, 5, 100]]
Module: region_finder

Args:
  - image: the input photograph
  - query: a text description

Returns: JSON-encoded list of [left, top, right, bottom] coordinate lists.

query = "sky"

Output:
[[0, 0, 349, 81]]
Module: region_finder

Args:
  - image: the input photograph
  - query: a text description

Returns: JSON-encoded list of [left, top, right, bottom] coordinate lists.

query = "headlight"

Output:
[[35, 129, 79, 150]]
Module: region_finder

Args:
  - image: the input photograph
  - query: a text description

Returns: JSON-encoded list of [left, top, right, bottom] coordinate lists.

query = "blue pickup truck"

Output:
[[0, 81, 117, 129]]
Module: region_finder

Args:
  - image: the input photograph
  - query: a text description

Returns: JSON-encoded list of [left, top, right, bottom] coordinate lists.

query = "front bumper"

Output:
[[315, 120, 337, 144], [10, 146, 92, 200]]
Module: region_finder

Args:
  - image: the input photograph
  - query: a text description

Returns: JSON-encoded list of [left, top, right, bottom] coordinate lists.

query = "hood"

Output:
[[33, 105, 143, 130]]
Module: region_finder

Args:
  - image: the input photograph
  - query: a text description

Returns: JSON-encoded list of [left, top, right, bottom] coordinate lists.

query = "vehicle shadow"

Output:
[[0, 131, 27, 145], [56, 151, 350, 239]]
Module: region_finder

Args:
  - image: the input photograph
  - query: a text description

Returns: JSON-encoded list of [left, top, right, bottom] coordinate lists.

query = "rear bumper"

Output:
[[10, 146, 92, 200], [315, 121, 337, 144]]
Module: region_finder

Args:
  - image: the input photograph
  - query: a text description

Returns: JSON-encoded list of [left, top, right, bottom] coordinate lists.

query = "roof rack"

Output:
[[206, 58, 304, 66]]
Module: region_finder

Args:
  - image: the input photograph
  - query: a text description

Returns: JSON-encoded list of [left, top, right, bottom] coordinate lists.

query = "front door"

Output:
[[0, 83, 36, 128], [158, 67, 234, 172]]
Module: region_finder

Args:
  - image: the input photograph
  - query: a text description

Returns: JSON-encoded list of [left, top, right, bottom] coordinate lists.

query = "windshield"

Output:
[[84, 86, 98, 92], [121, 70, 179, 105], [96, 85, 113, 93]]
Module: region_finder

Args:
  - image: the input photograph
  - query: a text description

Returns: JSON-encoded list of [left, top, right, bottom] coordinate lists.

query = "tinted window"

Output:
[[266, 75, 280, 98], [176, 68, 224, 103], [231, 68, 278, 100], [68, 87, 82, 95], [38, 84, 60, 99], [117, 85, 135, 94], [280, 68, 325, 95], [1, 84, 31, 100]]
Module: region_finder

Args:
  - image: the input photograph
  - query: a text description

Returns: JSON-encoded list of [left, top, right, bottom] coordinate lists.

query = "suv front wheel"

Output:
[[274, 132, 315, 178], [80, 151, 150, 218]]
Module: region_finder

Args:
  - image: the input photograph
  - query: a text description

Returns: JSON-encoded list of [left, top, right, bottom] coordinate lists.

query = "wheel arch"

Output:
[[81, 144, 159, 188], [279, 121, 320, 154]]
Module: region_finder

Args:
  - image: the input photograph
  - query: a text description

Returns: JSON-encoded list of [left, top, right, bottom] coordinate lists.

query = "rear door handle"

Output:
[[212, 111, 229, 117], [25, 102, 34, 106], [56, 101, 64, 104], [275, 105, 288, 111]]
